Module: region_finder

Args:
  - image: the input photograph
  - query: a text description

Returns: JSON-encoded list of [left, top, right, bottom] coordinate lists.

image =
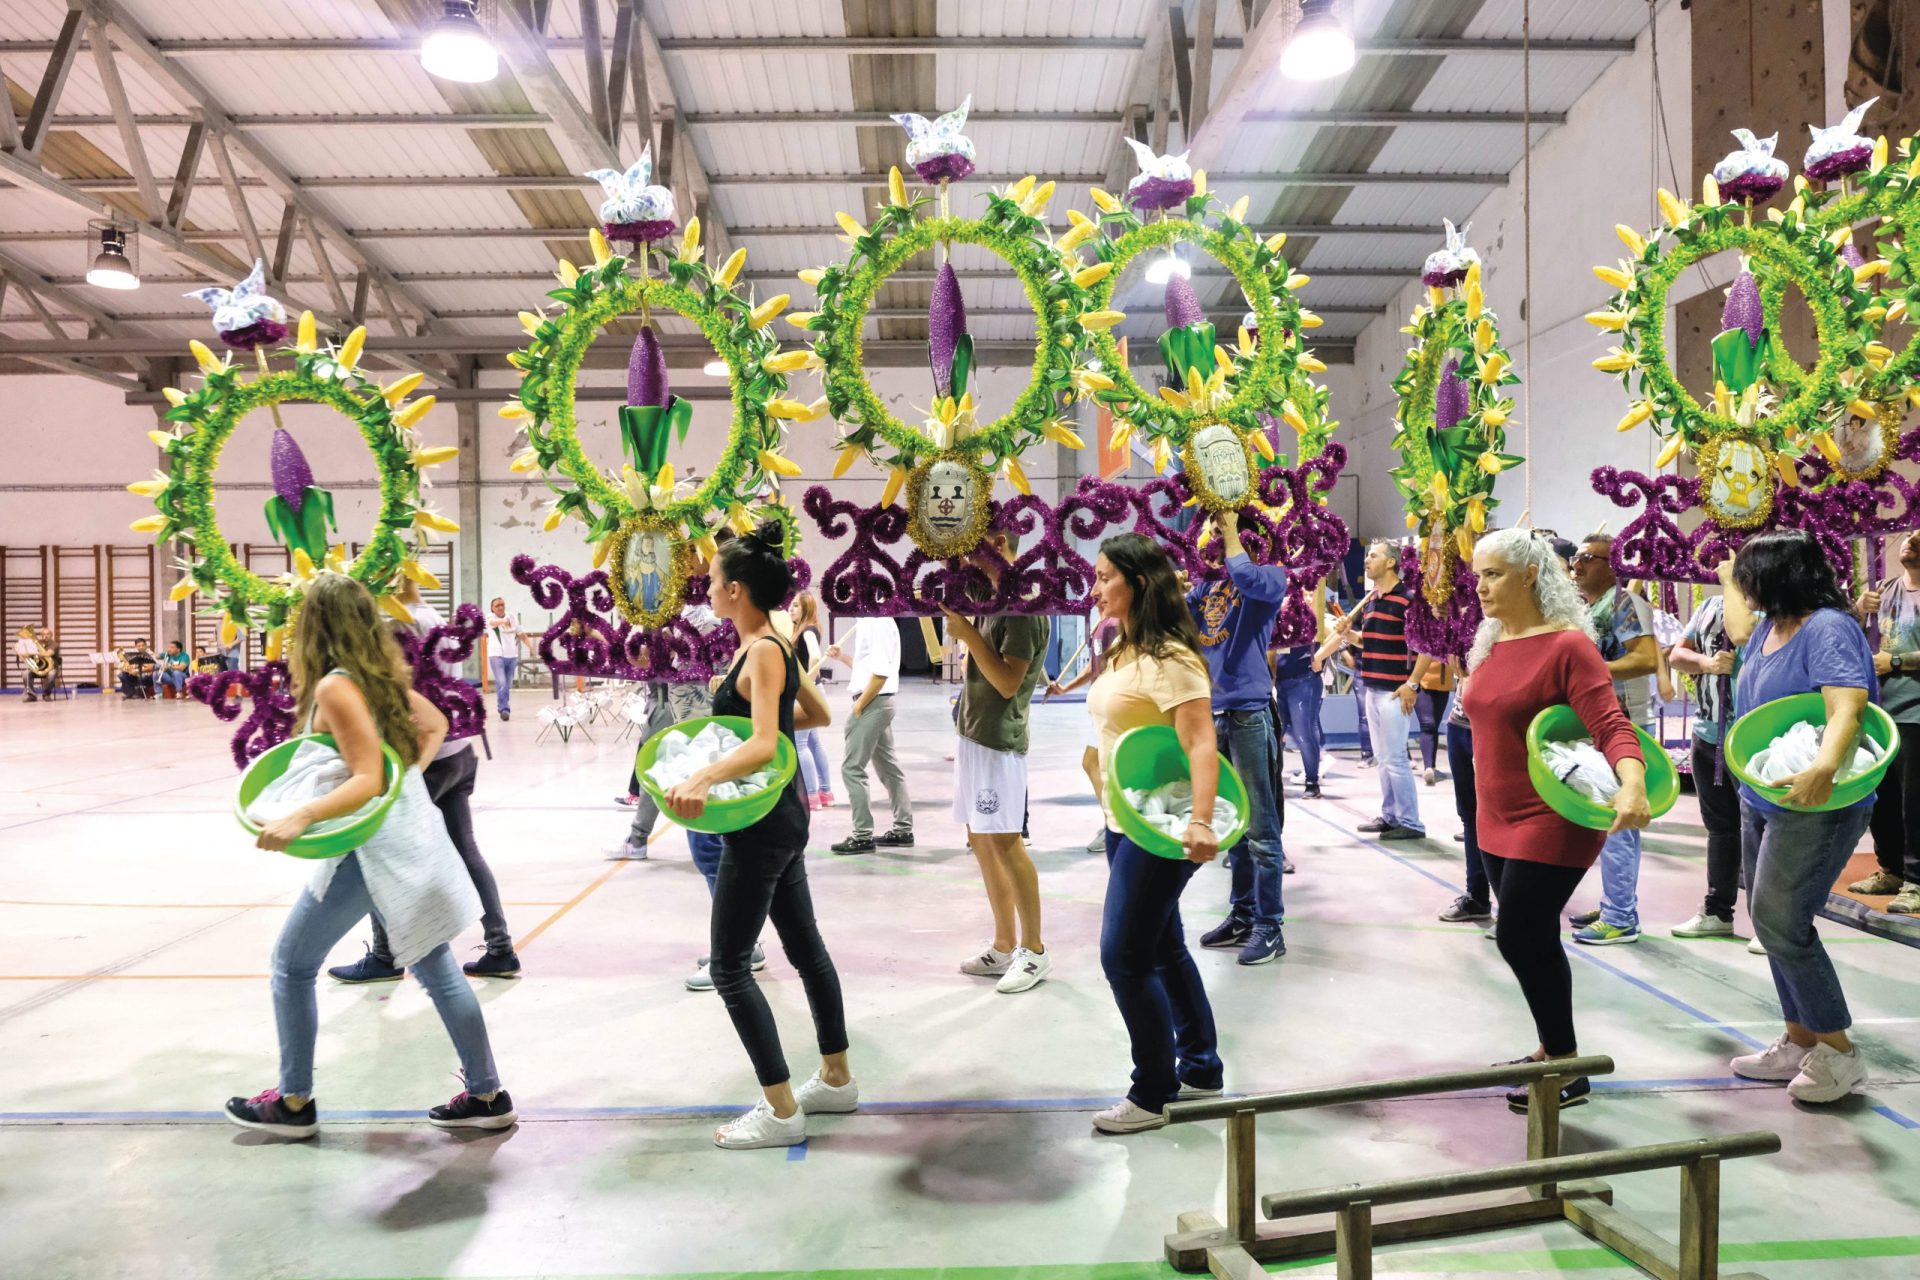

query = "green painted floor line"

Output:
[[338, 1232, 1920, 1279]]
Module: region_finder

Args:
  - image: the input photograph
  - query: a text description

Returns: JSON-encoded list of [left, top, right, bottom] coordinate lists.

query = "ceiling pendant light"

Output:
[[85, 220, 139, 290], [703, 358, 730, 377], [1280, 0, 1356, 82], [421, 0, 498, 84], [1144, 250, 1191, 285]]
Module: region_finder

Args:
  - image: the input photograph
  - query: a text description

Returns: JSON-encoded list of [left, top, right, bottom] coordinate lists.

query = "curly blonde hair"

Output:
[[289, 574, 421, 767], [1466, 529, 1597, 672]]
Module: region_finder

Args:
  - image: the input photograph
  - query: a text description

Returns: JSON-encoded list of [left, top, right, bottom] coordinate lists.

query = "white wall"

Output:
[[1331, 0, 1694, 546]]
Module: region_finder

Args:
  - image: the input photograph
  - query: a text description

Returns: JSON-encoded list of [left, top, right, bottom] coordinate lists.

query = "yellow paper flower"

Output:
[[400, 558, 442, 589], [1478, 352, 1508, 384], [888, 166, 907, 208], [189, 340, 225, 375], [410, 446, 458, 468], [1057, 221, 1097, 252], [1586, 311, 1630, 331], [880, 467, 908, 508], [413, 509, 460, 533], [1004, 456, 1032, 495], [1593, 349, 1636, 373], [126, 478, 166, 496], [147, 429, 175, 449], [1005, 175, 1036, 205], [336, 326, 367, 371], [1655, 435, 1684, 468], [750, 295, 792, 329], [1228, 195, 1250, 223], [557, 259, 578, 286], [499, 403, 533, 421], [590, 227, 614, 266], [835, 211, 866, 243], [542, 506, 566, 532], [169, 577, 197, 602], [1072, 368, 1115, 396], [518, 310, 544, 337], [762, 349, 823, 374], [1040, 418, 1085, 450], [296, 310, 318, 353], [1079, 309, 1125, 330], [797, 268, 825, 286], [1616, 224, 1646, 256], [1592, 264, 1634, 291], [1616, 401, 1653, 432], [677, 215, 702, 264], [715, 247, 747, 288], [1265, 232, 1287, 254], [833, 443, 864, 477], [1657, 188, 1689, 227], [130, 514, 167, 533], [219, 617, 239, 647], [1250, 430, 1275, 461], [1091, 188, 1122, 213], [391, 396, 436, 429], [1020, 180, 1055, 218], [1072, 262, 1114, 288], [161, 386, 187, 408], [759, 449, 803, 477], [377, 592, 413, 623], [382, 372, 425, 406]]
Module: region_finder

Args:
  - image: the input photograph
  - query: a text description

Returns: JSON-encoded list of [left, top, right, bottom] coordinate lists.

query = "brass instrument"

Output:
[[18, 626, 51, 677]]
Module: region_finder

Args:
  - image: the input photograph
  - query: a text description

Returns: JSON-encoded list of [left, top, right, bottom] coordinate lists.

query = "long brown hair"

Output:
[[289, 574, 421, 767], [1100, 533, 1206, 667], [790, 589, 820, 631]]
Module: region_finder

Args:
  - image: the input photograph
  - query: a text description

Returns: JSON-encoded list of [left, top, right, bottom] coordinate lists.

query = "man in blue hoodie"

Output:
[[1187, 514, 1289, 965]]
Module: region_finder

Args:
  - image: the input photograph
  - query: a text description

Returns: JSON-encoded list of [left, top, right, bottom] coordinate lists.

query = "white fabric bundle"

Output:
[[1748, 720, 1882, 785], [647, 722, 780, 801], [245, 738, 385, 836], [1542, 739, 1621, 803], [1122, 780, 1241, 841]]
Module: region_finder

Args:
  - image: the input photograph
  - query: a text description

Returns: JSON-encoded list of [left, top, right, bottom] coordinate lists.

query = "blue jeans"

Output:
[[1276, 673, 1323, 785], [689, 830, 725, 895], [1353, 684, 1373, 758], [1596, 722, 1654, 928], [795, 728, 831, 797], [489, 656, 518, 713], [160, 669, 187, 695], [1215, 707, 1284, 930], [1360, 685, 1423, 833], [271, 855, 500, 1098], [1447, 721, 1489, 904], [1741, 799, 1874, 1034], [1100, 830, 1222, 1112]]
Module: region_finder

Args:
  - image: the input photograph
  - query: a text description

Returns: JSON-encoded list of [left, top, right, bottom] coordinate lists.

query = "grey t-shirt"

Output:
[[956, 614, 1051, 755], [1592, 587, 1656, 726]]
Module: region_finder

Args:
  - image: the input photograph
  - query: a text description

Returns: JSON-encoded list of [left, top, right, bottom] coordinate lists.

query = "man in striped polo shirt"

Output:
[[1328, 540, 1426, 840]]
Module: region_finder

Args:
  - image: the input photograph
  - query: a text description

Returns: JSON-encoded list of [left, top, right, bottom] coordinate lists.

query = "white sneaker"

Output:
[[603, 839, 648, 861], [1176, 1080, 1224, 1100], [1748, 936, 1768, 955], [1092, 1099, 1167, 1133], [793, 1070, 859, 1115], [1787, 1043, 1869, 1103], [1673, 912, 1735, 938], [1087, 831, 1108, 853], [996, 946, 1051, 993], [960, 946, 1012, 977], [1731, 1033, 1811, 1082], [713, 1098, 806, 1149]]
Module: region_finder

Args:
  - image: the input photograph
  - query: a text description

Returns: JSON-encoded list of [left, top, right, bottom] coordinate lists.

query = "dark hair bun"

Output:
[[747, 518, 785, 555]]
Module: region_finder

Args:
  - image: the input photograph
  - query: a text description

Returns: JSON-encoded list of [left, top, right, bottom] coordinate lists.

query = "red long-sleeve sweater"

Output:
[[1461, 628, 1645, 867]]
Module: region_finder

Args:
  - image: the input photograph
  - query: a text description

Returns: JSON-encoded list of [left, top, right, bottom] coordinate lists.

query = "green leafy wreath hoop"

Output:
[[1797, 136, 1920, 401], [505, 230, 805, 550], [1588, 202, 1872, 458], [1080, 200, 1308, 454], [129, 326, 448, 645], [1388, 283, 1522, 547], [799, 180, 1103, 487]]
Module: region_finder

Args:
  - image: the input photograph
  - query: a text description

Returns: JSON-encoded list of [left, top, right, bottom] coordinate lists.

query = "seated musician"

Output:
[[159, 641, 191, 697], [118, 639, 157, 699], [16, 625, 54, 702]]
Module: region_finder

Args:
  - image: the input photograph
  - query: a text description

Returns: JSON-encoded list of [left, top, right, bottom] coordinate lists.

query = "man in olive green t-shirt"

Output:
[[941, 531, 1054, 994]]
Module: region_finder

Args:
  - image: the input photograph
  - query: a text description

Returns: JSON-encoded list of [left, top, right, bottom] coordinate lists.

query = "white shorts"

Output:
[[953, 737, 1029, 835]]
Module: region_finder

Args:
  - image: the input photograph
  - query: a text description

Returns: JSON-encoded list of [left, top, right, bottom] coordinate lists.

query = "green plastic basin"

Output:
[[234, 734, 405, 859], [1103, 724, 1252, 860], [1725, 692, 1897, 812], [1525, 705, 1679, 832], [635, 714, 798, 834]]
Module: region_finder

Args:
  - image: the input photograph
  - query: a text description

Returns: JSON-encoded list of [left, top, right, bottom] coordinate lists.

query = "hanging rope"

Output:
[[1522, 0, 1534, 521]]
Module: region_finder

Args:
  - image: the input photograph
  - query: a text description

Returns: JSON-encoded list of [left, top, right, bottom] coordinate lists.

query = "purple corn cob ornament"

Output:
[[929, 263, 967, 398], [271, 428, 314, 516], [629, 325, 668, 407], [1842, 241, 1867, 271], [1163, 274, 1205, 329], [1434, 359, 1470, 432], [1723, 269, 1764, 349]]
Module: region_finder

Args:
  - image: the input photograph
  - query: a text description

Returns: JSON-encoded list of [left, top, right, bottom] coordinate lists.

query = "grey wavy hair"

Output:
[[1466, 528, 1598, 672]]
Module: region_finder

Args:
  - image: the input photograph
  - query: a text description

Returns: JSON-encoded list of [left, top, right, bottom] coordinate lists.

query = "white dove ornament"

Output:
[[1711, 129, 1790, 203], [185, 258, 288, 351], [1123, 137, 1195, 212], [1805, 97, 1881, 181], [892, 95, 977, 183], [586, 146, 678, 244], [1420, 220, 1480, 288]]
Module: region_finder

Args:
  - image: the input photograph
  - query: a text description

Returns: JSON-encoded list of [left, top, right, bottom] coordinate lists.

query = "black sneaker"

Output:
[[1357, 818, 1390, 833], [1505, 1076, 1591, 1114], [327, 945, 403, 984], [1437, 895, 1494, 923], [1199, 917, 1252, 949], [463, 949, 522, 979], [501, 710, 511, 721], [831, 835, 876, 855], [875, 828, 915, 848], [224, 1087, 318, 1139], [1379, 826, 1424, 841], [429, 1087, 518, 1130], [1302, 782, 1322, 799], [1283, 856, 1297, 874]]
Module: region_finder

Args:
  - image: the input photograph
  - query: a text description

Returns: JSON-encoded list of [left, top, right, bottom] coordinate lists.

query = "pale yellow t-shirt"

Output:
[[1087, 645, 1212, 822]]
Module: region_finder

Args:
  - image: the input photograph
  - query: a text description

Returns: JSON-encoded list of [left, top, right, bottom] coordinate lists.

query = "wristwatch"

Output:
[[1894, 653, 1905, 674]]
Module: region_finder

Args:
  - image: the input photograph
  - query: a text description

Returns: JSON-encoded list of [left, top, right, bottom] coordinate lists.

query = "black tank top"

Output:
[[711, 634, 809, 848]]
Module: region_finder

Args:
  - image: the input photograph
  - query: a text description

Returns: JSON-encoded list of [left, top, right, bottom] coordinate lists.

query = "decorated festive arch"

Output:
[[1588, 108, 1920, 587], [1386, 223, 1523, 658]]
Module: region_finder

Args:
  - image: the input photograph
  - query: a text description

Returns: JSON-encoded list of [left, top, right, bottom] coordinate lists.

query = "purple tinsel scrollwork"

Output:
[[509, 554, 812, 683], [1398, 546, 1483, 661], [1592, 465, 1859, 584], [803, 444, 1351, 638], [189, 604, 495, 770]]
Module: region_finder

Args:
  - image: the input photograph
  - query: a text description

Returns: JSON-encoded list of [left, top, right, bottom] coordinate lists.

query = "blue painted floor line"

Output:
[[1292, 799, 1920, 1132]]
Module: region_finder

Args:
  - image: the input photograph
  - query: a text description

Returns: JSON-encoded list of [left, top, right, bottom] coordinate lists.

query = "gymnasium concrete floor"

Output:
[[2, 681, 1917, 1280]]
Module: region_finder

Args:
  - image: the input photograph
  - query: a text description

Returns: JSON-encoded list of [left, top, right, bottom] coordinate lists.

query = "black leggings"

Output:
[[1482, 852, 1590, 1057], [1413, 689, 1449, 771], [1869, 721, 1920, 885], [711, 839, 848, 1086]]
